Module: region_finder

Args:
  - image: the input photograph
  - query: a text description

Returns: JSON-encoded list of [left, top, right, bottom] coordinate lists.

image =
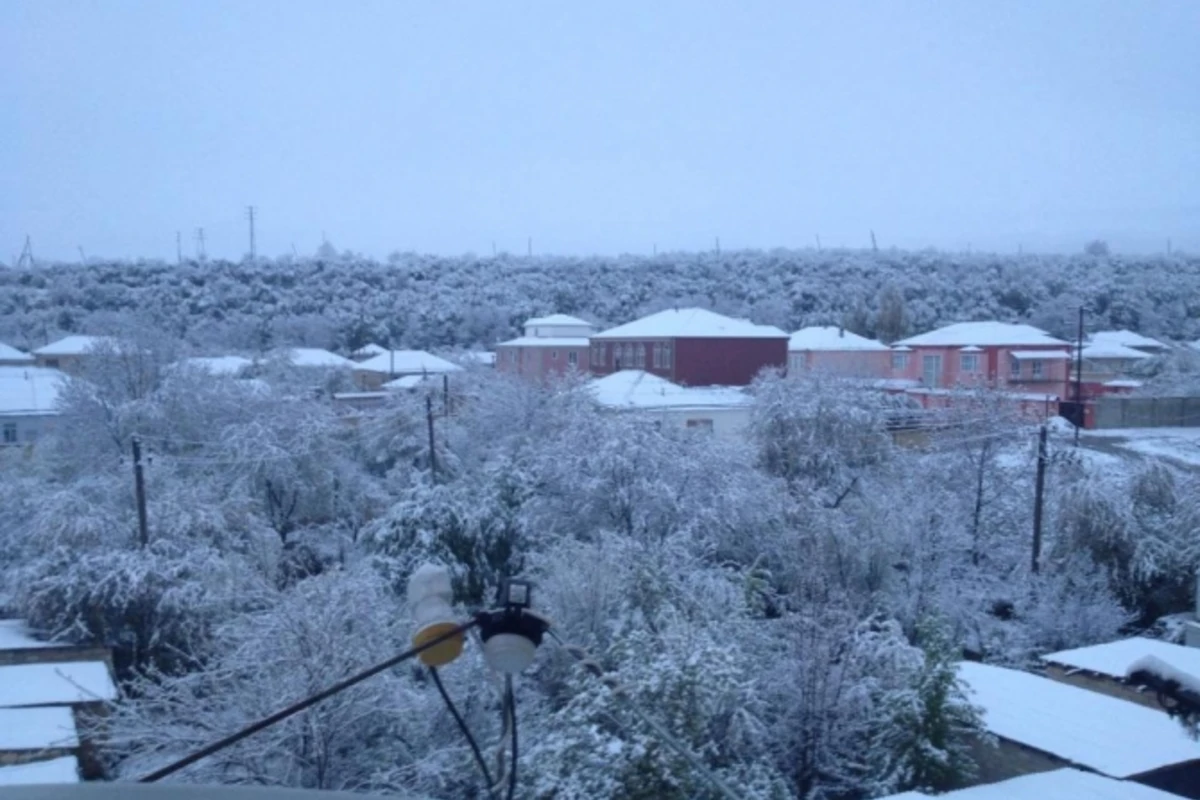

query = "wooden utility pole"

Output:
[[132, 437, 149, 547], [176, 231, 183, 264], [1031, 424, 1048, 574], [815, 234, 822, 252], [527, 237, 532, 257], [870, 230, 878, 252], [247, 205, 257, 260], [1074, 306, 1085, 447], [442, 373, 450, 416], [426, 395, 439, 479]]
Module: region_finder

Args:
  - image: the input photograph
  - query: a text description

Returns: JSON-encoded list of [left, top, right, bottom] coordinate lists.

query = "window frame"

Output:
[[960, 353, 979, 373], [892, 352, 909, 371], [1031, 359, 1044, 378], [2, 423, 16, 444], [567, 350, 578, 367]]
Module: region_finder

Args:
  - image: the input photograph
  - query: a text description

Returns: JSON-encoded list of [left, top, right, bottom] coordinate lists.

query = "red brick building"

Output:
[[589, 308, 788, 387]]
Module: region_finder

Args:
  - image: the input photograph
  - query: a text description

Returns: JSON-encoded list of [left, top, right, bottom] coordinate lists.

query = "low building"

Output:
[[590, 308, 788, 387], [0, 367, 65, 445], [1089, 330, 1170, 354], [353, 350, 462, 391], [957, 660, 1200, 798], [788, 327, 891, 377], [893, 322, 1071, 402], [0, 343, 34, 367], [32, 336, 115, 373], [1041, 636, 1200, 710], [881, 767, 1183, 799], [496, 314, 595, 380], [588, 370, 752, 437]]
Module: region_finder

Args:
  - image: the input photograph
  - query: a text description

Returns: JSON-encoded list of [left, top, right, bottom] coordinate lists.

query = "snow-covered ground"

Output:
[[1083, 427, 1200, 468]]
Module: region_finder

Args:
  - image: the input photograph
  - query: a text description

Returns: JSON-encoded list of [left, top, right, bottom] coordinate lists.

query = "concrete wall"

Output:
[[1093, 396, 1200, 429]]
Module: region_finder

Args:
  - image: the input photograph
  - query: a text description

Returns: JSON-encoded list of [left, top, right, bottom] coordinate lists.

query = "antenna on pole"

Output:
[[194, 228, 207, 261], [16, 236, 34, 269], [246, 205, 257, 260]]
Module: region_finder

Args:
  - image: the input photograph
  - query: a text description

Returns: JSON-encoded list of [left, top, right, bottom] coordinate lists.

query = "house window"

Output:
[[568, 351, 578, 367], [1031, 360, 1044, 378], [509, 350, 517, 364], [44, 358, 60, 369], [634, 344, 645, 369], [685, 418, 714, 432], [892, 352, 908, 370], [961, 354, 979, 373], [653, 343, 662, 368], [662, 343, 672, 368], [1010, 357, 1021, 378], [2, 423, 16, 444], [550, 350, 558, 360]]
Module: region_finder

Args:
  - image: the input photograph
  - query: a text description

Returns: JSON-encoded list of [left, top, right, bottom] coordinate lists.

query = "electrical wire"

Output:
[[429, 666, 498, 800], [547, 630, 744, 800], [138, 617, 480, 783], [505, 675, 518, 800]]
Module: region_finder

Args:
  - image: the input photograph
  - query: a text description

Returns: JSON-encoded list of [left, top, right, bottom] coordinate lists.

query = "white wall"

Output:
[[0, 414, 56, 445]]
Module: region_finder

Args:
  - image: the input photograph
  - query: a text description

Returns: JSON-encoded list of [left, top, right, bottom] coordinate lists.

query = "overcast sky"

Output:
[[4, 1, 1198, 263]]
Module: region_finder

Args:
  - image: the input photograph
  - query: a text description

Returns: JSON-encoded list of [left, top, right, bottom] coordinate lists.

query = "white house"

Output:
[[588, 370, 752, 437], [0, 367, 65, 445], [0, 342, 34, 367], [353, 350, 462, 390], [1089, 330, 1169, 354], [32, 335, 116, 372]]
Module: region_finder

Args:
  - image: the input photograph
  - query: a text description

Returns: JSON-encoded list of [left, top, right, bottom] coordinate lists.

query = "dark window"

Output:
[[567, 351, 578, 366], [2, 423, 16, 444]]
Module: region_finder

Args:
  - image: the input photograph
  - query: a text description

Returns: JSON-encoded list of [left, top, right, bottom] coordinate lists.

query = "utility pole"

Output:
[[491, 241, 497, 257], [16, 236, 34, 269], [715, 236, 721, 254], [870, 230, 878, 252], [246, 205, 257, 260], [176, 231, 183, 264], [814, 234, 822, 252], [443, 373, 450, 416], [527, 237, 532, 257], [425, 395, 439, 479], [78, 246, 86, 265], [132, 437, 149, 547], [195, 228, 207, 261], [1074, 306, 1085, 447], [1031, 424, 1048, 574]]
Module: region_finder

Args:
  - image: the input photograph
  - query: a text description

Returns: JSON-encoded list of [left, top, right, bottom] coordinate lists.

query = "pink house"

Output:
[[787, 327, 892, 378], [892, 322, 1072, 399], [495, 314, 594, 380]]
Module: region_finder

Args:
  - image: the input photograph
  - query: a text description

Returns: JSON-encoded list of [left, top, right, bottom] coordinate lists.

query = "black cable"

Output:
[[505, 675, 518, 800], [139, 617, 480, 782], [429, 666, 498, 799]]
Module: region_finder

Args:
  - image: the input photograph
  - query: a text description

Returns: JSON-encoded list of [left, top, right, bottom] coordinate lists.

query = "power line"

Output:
[[429, 667, 498, 800]]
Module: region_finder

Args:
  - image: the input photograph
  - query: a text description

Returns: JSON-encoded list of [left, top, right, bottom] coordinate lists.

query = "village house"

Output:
[[352, 350, 462, 391], [892, 322, 1071, 395], [495, 314, 595, 380], [787, 326, 891, 378], [590, 308, 788, 387], [1073, 340, 1152, 397], [956, 660, 1200, 798], [1041, 636, 1200, 710], [31, 336, 116, 373], [0, 366, 65, 445], [1089, 329, 1170, 354], [588, 370, 752, 437], [0, 343, 35, 367], [350, 343, 389, 361]]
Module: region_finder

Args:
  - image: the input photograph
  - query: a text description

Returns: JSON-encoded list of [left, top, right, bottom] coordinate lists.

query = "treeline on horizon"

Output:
[[2, 248, 1198, 354]]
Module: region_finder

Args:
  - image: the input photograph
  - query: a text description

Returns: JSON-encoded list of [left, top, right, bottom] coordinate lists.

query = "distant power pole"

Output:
[[132, 437, 150, 547], [870, 230, 878, 252], [814, 234, 822, 252], [425, 395, 439, 480], [176, 231, 183, 264], [1073, 306, 1085, 447], [246, 205, 257, 260], [78, 246, 87, 265], [16, 236, 34, 269], [491, 241, 497, 257], [715, 236, 721, 254], [194, 228, 207, 261], [1031, 424, 1048, 574], [527, 237, 532, 257]]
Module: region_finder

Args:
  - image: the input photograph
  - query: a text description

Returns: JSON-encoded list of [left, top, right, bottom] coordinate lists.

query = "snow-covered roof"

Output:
[[351, 343, 389, 358], [0, 367, 66, 417], [0, 343, 34, 364], [879, 768, 1182, 799], [0, 661, 117, 707], [0, 756, 79, 786], [589, 370, 750, 411], [525, 313, 593, 328], [496, 337, 591, 348], [1090, 330, 1168, 350], [960, 345, 983, 353], [383, 374, 436, 390], [32, 335, 115, 357], [1080, 342, 1153, 360], [1103, 379, 1144, 388], [355, 350, 462, 375], [891, 345, 913, 352], [1043, 636, 1200, 681], [788, 327, 889, 352], [957, 660, 1200, 778], [282, 348, 356, 369], [0, 620, 54, 651], [1010, 350, 1071, 360], [896, 322, 1068, 348], [0, 706, 79, 750], [179, 356, 254, 377], [457, 351, 497, 366], [593, 308, 788, 340]]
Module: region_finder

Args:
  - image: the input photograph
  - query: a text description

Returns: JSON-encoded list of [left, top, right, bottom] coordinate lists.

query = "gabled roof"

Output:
[[957, 660, 1200, 778], [880, 768, 1181, 799], [281, 348, 356, 369], [589, 370, 750, 410], [351, 343, 389, 358], [1090, 330, 1168, 350], [0, 343, 34, 363], [1010, 350, 1071, 360], [355, 350, 463, 375], [0, 366, 66, 416], [788, 327, 889, 352], [1043, 636, 1200, 681], [525, 313, 593, 328], [33, 335, 115, 357], [1080, 342, 1153, 360], [593, 308, 788, 340], [0, 660, 117, 707], [895, 322, 1068, 348]]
